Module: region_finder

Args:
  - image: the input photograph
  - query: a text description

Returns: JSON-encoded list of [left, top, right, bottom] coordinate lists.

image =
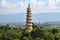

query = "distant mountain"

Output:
[[0, 13, 26, 22], [0, 13, 60, 22]]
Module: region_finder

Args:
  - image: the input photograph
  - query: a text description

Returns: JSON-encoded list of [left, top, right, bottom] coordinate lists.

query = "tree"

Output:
[[51, 28, 58, 34], [35, 37, 44, 40], [22, 37, 30, 40], [32, 23, 38, 28], [44, 33, 54, 40], [31, 28, 48, 39], [54, 32, 60, 40]]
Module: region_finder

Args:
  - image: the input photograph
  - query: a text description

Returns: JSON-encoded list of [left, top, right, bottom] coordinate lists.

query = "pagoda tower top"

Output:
[[28, 3, 30, 8]]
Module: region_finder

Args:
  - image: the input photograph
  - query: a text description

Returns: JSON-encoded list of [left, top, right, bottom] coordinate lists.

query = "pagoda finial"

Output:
[[28, 3, 30, 8]]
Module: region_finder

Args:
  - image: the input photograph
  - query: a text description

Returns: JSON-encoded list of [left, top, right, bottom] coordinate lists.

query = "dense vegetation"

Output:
[[0, 24, 60, 40]]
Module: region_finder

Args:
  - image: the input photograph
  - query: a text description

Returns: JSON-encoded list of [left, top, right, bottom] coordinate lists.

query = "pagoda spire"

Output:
[[28, 3, 30, 8]]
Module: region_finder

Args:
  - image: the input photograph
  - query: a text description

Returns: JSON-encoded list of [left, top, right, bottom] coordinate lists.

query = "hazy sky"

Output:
[[0, 0, 60, 14], [0, 0, 60, 22]]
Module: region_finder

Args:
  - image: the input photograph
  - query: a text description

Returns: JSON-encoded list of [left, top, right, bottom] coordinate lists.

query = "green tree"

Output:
[[31, 28, 48, 39], [44, 33, 54, 40], [51, 28, 59, 34], [22, 37, 30, 40], [35, 37, 44, 40], [32, 23, 38, 28], [54, 32, 60, 40]]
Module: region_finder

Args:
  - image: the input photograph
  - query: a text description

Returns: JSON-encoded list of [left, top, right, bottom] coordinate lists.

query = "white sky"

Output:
[[0, 0, 60, 14]]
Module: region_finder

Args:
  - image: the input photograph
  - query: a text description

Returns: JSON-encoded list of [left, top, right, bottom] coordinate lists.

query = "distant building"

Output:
[[26, 4, 33, 32]]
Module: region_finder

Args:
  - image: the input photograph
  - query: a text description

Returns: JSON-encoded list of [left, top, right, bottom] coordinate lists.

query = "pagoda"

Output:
[[26, 4, 33, 32]]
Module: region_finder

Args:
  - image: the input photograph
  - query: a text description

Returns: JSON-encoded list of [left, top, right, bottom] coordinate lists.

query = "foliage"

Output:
[[0, 24, 60, 40]]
